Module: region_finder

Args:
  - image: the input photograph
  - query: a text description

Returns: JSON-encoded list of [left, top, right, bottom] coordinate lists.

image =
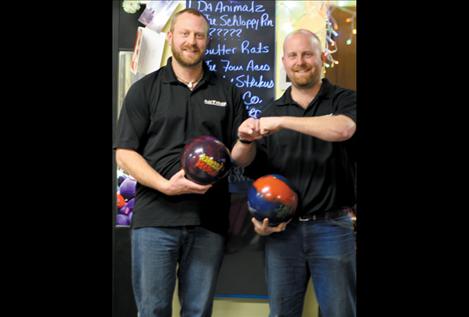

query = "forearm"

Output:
[[231, 140, 257, 167], [115, 148, 168, 192], [279, 115, 356, 141]]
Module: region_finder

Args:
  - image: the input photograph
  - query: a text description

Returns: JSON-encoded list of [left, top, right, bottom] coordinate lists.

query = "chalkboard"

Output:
[[187, 0, 276, 118], [187, 0, 276, 298]]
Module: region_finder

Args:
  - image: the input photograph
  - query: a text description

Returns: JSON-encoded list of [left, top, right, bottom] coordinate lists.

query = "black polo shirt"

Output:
[[115, 57, 247, 235], [246, 78, 356, 217]]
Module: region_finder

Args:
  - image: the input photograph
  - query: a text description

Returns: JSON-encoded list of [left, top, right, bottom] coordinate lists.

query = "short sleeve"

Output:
[[114, 81, 150, 151], [333, 89, 356, 123]]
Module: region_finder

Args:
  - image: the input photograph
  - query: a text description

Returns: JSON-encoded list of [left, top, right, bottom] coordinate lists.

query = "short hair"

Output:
[[283, 29, 322, 53], [169, 8, 210, 34]]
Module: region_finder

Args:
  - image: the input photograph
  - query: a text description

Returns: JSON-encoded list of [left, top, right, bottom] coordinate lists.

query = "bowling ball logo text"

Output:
[[195, 153, 224, 176]]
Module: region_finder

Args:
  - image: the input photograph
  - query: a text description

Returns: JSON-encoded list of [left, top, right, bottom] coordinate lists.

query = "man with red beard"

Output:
[[239, 30, 357, 317], [115, 8, 253, 317]]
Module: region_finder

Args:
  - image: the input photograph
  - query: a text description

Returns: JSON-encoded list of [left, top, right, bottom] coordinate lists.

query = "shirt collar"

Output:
[[162, 57, 216, 86], [273, 78, 333, 108]]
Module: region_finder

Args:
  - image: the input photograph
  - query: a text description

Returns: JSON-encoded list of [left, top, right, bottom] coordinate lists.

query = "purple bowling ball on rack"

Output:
[[119, 177, 136, 200], [116, 172, 137, 227], [119, 198, 135, 216], [116, 214, 131, 226]]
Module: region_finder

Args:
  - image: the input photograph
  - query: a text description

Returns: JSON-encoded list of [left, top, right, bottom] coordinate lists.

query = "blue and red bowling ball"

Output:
[[181, 135, 232, 185], [247, 174, 298, 226]]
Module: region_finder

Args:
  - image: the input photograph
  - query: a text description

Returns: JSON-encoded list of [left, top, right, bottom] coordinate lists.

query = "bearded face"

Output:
[[168, 13, 209, 68], [288, 62, 319, 88], [283, 34, 323, 89], [171, 37, 205, 67]]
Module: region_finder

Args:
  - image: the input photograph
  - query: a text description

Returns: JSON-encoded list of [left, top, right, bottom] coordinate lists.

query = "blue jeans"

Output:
[[131, 226, 225, 317], [265, 215, 356, 317]]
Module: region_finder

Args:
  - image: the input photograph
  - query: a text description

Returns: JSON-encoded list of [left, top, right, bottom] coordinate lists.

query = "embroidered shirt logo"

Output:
[[204, 99, 227, 107]]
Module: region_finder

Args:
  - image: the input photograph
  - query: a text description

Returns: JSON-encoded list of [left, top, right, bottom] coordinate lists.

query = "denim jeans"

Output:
[[265, 215, 356, 317], [131, 226, 225, 317]]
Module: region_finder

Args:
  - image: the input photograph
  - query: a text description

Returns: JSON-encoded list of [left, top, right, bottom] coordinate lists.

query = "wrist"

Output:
[[238, 138, 253, 144]]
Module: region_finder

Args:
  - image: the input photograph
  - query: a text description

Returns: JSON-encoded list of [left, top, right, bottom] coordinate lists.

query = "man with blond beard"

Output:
[[238, 29, 357, 317], [114, 8, 255, 317]]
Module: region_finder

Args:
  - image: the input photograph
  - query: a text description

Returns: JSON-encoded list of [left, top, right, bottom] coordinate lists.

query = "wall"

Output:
[[275, 1, 329, 98], [324, 6, 356, 90]]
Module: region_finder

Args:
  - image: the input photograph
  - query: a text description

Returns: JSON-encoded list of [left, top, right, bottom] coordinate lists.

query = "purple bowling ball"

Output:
[[119, 178, 137, 200], [119, 205, 128, 215], [126, 198, 135, 209], [118, 175, 127, 186], [119, 198, 135, 215], [116, 214, 130, 226], [181, 135, 231, 185]]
